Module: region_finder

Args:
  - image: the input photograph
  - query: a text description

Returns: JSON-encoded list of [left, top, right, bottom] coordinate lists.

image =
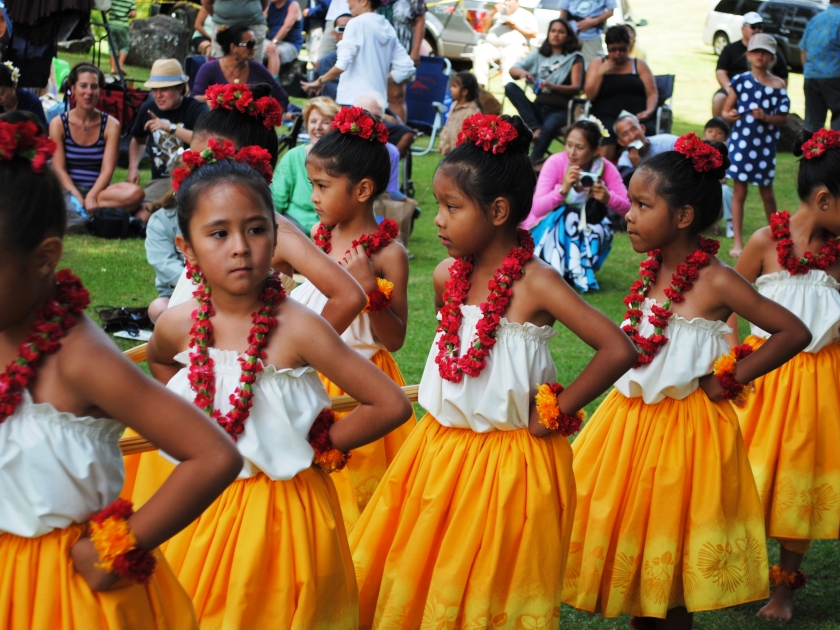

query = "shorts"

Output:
[[110, 25, 130, 54], [192, 35, 210, 52], [715, 87, 728, 97], [384, 121, 413, 146]]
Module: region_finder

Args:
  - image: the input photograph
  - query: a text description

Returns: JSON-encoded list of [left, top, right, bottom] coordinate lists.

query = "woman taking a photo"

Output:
[[522, 118, 630, 292], [49, 63, 146, 220], [505, 18, 583, 162], [585, 24, 657, 162]]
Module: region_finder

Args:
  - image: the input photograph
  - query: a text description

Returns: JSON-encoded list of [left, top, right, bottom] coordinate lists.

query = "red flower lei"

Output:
[[307, 408, 350, 473], [0, 119, 57, 173], [89, 498, 157, 584], [204, 83, 284, 129], [769, 211, 840, 275], [172, 139, 274, 190], [435, 229, 534, 382], [674, 132, 724, 173], [186, 262, 285, 441], [331, 106, 389, 143], [0, 270, 90, 423], [313, 218, 399, 256], [456, 113, 518, 154], [800, 128, 840, 160], [622, 236, 720, 368]]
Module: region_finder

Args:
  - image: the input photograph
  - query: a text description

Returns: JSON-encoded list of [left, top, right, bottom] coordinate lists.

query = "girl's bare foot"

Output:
[[757, 585, 793, 622]]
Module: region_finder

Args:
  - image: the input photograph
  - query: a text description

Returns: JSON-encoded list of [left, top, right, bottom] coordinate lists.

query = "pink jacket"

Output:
[[522, 152, 631, 230]]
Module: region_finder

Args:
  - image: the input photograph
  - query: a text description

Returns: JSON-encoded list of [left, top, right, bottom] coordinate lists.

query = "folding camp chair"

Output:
[[406, 55, 452, 156], [654, 74, 675, 135]]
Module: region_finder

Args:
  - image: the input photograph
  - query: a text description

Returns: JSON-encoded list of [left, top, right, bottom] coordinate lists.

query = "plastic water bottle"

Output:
[[534, 79, 544, 94]]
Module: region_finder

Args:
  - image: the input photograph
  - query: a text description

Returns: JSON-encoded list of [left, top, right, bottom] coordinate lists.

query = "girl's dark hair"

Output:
[[437, 114, 535, 226], [538, 18, 581, 57], [193, 84, 280, 168], [567, 119, 602, 150], [453, 72, 479, 103], [0, 64, 16, 87], [640, 140, 731, 233], [176, 159, 276, 240], [68, 62, 105, 89], [369, 0, 383, 9], [792, 128, 840, 200], [604, 25, 631, 47], [216, 24, 253, 55], [704, 116, 730, 138], [308, 113, 391, 197], [0, 111, 66, 253]]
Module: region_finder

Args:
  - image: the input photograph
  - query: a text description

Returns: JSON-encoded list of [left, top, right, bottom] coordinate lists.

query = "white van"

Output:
[[701, 0, 766, 55]]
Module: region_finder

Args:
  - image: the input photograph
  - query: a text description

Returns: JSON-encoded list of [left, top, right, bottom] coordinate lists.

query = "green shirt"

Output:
[[109, 0, 136, 28], [271, 145, 319, 234], [212, 0, 267, 26]]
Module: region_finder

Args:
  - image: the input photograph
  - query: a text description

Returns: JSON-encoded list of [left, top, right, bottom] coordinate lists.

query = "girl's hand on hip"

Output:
[[70, 536, 121, 591]]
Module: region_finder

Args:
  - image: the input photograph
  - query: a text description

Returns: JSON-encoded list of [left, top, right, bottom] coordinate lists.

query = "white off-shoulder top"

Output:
[[168, 269, 297, 309]]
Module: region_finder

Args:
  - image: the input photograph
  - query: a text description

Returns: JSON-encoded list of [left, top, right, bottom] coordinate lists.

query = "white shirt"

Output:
[[335, 12, 416, 107], [484, 7, 538, 47], [617, 134, 679, 169], [325, 0, 350, 22]]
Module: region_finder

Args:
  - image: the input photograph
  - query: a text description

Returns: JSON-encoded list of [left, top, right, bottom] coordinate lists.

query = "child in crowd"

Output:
[[108, 0, 136, 76], [439, 71, 481, 155], [350, 113, 639, 627], [562, 133, 811, 629], [148, 144, 412, 628], [729, 128, 840, 623], [0, 111, 242, 629], [704, 116, 734, 238], [145, 187, 183, 322], [722, 34, 790, 258], [293, 106, 415, 530]]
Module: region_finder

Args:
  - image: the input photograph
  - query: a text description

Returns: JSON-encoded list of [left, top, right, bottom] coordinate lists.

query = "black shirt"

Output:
[[717, 40, 789, 82], [0, 89, 48, 129], [132, 96, 208, 179]]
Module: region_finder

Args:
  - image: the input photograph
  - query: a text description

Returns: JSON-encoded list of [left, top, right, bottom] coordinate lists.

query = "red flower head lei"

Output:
[[185, 261, 285, 441], [674, 132, 724, 173], [0, 119, 57, 173], [456, 113, 518, 155], [770, 210, 840, 275], [622, 236, 720, 368], [331, 106, 389, 143], [89, 499, 157, 584], [0, 270, 89, 424], [205, 83, 284, 130], [172, 139, 274, 190], [436, 229, 534, 382], [800, 128, 840, 160]]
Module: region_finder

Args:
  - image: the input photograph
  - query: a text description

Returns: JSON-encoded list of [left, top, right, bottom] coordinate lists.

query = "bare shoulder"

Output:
[[768, 74, 786, 89], [704, 256, 747, 289], [55, 314, 135, 382], [522, 256, 568, 290], [745, 225, 775, 251], [152, 299, 195, 353], [105, 114, 122, 134], [49, 115, 64, 139], [374, 238, 408, 268], [433, 257, 455, 285]]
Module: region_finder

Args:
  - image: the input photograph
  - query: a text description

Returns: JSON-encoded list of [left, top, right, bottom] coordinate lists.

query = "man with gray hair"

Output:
[[613, 110, 677, 185]]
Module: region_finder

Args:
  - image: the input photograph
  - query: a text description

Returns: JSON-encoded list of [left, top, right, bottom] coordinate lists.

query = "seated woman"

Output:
[[49, 63, 146, 220], [505, 18, 583, 162], [193, 24, 289, 109], [584, 25, 657, 162], [0, 62, 47, 127], [522, 118, 630, 293], [271, 96, 340, 233]]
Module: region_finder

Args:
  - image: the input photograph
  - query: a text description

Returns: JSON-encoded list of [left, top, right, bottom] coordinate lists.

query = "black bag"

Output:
[[89, 208, 130, 239]]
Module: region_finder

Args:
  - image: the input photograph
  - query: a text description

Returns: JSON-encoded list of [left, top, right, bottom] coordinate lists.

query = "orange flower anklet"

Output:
[[713, 344, 754, 406], [308, 409, 351, 473], [89, 499, 157, 584], [535, 382, 586, 437], [769, 565, 807, 591]]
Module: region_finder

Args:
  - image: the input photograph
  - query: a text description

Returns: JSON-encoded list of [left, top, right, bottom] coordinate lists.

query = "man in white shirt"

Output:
[[614, 111, 677, 184], [473, 0, 538, 87]]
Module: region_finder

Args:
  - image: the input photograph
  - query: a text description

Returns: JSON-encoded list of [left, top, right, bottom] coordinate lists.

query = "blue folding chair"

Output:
[[406, 55, 452, 156], [185, 55, 207, 94]]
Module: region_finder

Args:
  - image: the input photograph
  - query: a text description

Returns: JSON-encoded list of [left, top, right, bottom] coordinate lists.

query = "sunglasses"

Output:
[[747, 23, 763, 30], [236, 39, 257, 49], [335, 26, 346, 33], [608, 46, 628, 53]]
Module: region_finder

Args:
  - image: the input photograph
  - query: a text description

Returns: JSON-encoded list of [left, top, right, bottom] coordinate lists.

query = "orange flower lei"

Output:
[[713, 344, 754, 406], [89, 499, 157, 584], [769, 565, 807, 590], [365, 277, 394, 313], [535, 382, 586, 436], [307, 408, 350, 473]]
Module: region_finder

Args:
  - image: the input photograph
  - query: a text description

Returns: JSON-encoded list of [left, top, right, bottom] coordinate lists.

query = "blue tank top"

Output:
[[61, 112, 109, 191], [267, 0, 303, 51]]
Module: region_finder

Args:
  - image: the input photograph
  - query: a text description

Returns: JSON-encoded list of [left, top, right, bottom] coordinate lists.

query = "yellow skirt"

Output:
[[736, 337, 840, 544], [321, 349, 416, 534], [350, 414, 576, 630], [162, 468, 358, 630], [0, 524, 197, 630], [562, 388, 768, 619]]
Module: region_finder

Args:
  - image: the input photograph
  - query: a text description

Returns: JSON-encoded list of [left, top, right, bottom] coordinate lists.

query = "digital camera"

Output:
[[579, 172, 600, 187]]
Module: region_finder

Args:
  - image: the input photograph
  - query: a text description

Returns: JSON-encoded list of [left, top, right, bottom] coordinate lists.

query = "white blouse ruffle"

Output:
[[614, 298, 731, 404], [168, 268, 297, 309], [162, 348, 330, 481], [0, 390, 124, 538], [750, 269, 840, 353], [291, 278, 384, 359], [418, 304, 558, 433]]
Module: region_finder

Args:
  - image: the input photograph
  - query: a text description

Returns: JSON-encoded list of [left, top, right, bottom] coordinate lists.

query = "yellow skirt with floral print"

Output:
[[562, 388, 768, 619], [350, 413, 576, 630], [320, 349, 416, 535], [736, 337, 840, 545], [0, 524, 197, 630], [162, 468, 358, 630]]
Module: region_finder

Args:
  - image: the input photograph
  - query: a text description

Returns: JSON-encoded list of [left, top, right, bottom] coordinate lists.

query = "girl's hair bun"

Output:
[[791, 128, 814, 158], [249, 83, 272, 100], [704, 140, 731, 180], [506, 115, 533, 156]]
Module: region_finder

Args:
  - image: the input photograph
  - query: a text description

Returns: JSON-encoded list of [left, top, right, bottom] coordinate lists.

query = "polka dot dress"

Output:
[[726, 72, 790, 186]]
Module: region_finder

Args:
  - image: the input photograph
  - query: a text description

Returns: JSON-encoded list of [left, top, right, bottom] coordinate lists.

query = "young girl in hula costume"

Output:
[[729, 128, 840, 623], [350, 113, 639, 628], [561, 134, 811, 630], [147, 140, 412, 629], [122, 84, 367, 508], [292, 106, 416, 530], [0, 112, 243, 629]]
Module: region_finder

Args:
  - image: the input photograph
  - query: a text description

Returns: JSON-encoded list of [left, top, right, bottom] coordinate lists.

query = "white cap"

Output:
[[743, 11, 763, 25]]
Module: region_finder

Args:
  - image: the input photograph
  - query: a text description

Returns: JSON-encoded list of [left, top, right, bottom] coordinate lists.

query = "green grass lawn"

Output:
[[57, 0, 837, 626]]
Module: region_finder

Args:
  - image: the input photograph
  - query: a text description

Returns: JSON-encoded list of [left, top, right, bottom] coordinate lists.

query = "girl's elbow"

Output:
[[793, 323, 812, 353], [214, 443, 244, 484]]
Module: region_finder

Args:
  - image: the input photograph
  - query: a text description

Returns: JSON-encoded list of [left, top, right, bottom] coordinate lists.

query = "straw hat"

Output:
[[143, 59, 189, 88]]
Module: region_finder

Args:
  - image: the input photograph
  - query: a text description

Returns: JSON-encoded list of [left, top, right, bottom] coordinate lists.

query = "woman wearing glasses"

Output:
[[193, 24, 289, 108], [584, 24, 657, 162]]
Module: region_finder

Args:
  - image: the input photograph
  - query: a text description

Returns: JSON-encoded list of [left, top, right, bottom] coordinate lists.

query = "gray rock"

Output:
[[125, 15, 189, 69], [778, 112, 804, 154], [58, 36, 94, 54]]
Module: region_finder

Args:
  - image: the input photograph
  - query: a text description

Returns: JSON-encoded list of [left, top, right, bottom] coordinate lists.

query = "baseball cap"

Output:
[[742, 12, 763, 25], [748, 33, 777, 55]]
